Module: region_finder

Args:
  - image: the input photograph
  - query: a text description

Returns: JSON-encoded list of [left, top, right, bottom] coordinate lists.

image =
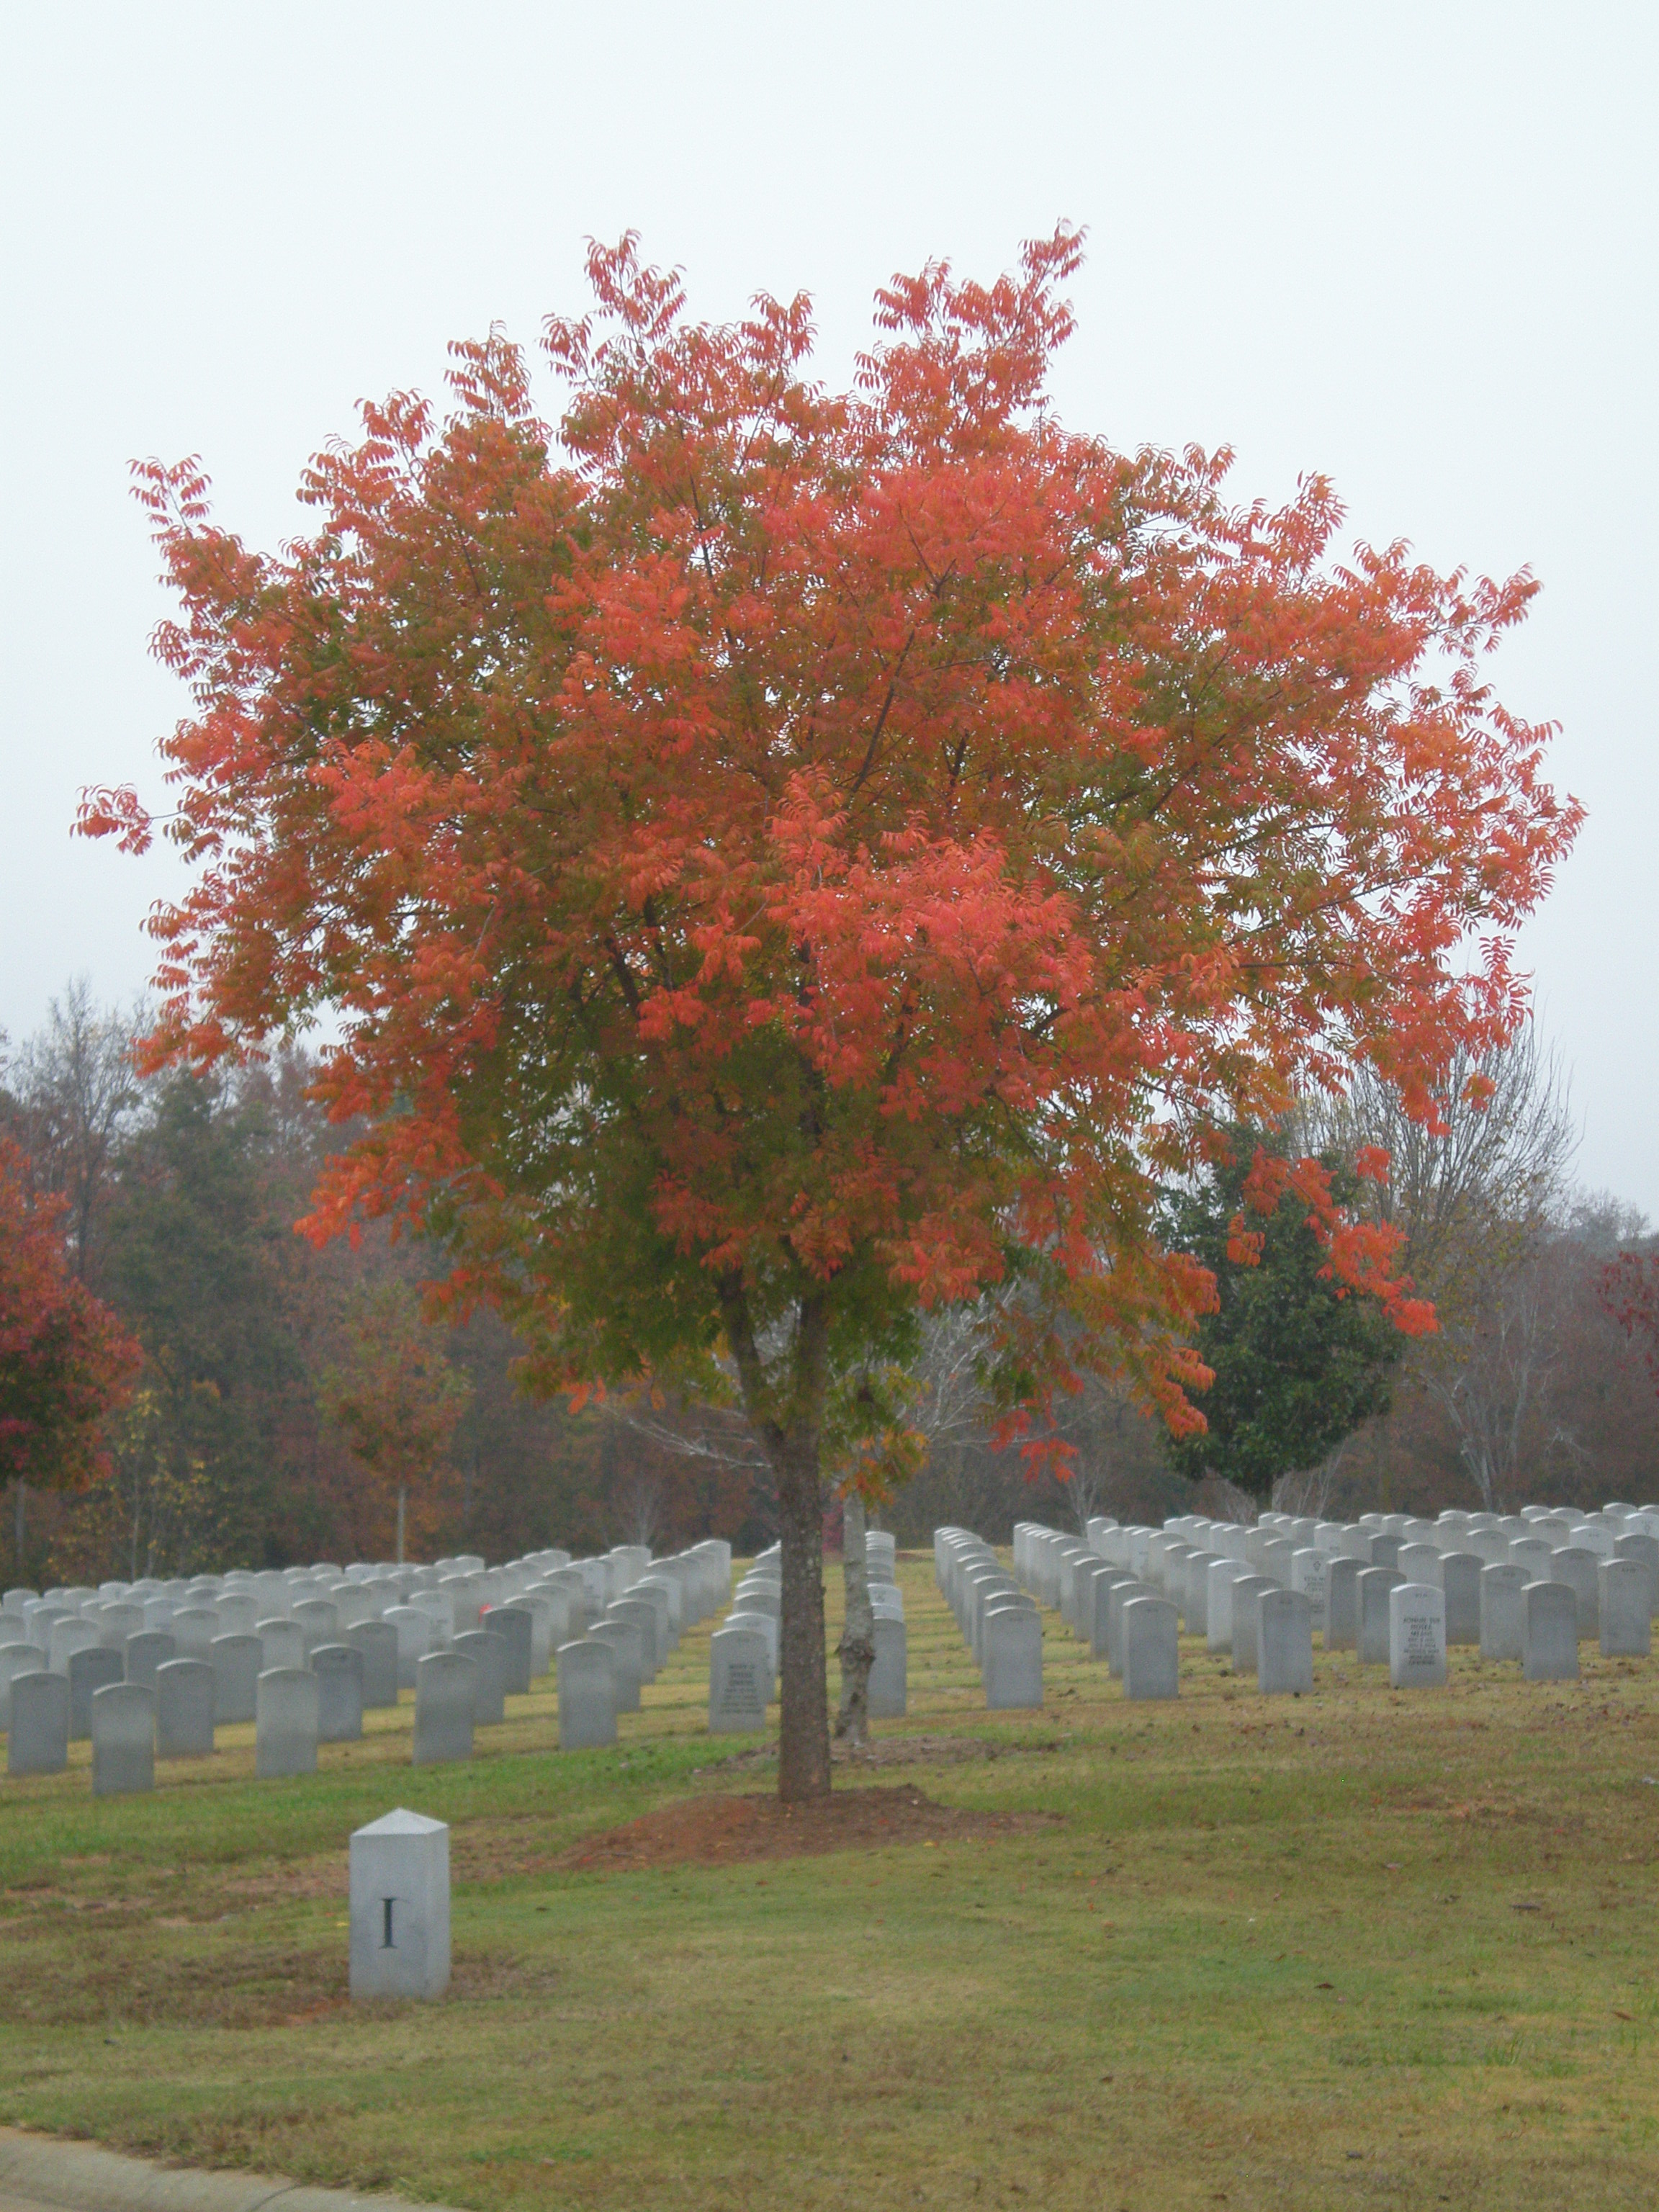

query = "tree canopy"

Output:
[[84, 228, 1580, 1794], [320, 1281, 473, 1561], [1165, 1130, 1412, 1501], [0, 1133, 138, 1493]]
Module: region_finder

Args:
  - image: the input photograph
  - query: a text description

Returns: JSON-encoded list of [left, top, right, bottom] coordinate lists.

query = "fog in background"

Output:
[[3, 1, 1653, 1209]]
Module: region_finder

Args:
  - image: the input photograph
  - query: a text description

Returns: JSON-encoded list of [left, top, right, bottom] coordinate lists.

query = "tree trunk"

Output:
[[835, 1488, 874, 1750], [396, 1484, 407, 1567], [12, 1482, 22, 1580], [717, 1280, 832, 1803], [775, 1429, 831, 1802]]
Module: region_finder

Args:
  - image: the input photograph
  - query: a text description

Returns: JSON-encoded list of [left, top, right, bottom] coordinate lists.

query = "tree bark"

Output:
[[12, 1482, 22, 1580], [396, 1484, 407, 1567], [835, 1488, 874, 1750], [718, 1279, 833, 1802], [775, 1426, 831, 1801]]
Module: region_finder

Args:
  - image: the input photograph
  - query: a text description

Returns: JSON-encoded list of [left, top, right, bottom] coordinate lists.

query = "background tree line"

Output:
[[903, 1025, 1659, 1540], [4, 983, 1655, 1581], [1, 982, 757, 1586]]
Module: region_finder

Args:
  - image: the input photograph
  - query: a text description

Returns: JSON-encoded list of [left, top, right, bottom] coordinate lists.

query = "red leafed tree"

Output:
[[1601, 1251, 1659, 1398], [0, 1133, 140, 1506], [83, 230, 1580, 1797], [319, 1282, 472, 1565]]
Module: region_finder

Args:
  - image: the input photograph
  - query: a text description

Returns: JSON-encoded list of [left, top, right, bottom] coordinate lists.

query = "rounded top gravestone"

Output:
[[709, 1624, 770, 1734], [557, 1638, 619, 1750], [255, 1665, 319, 1779], [413, 1650, 477, 1765]]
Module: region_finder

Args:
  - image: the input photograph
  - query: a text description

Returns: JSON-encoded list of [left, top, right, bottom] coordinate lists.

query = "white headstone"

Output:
[[350, 1809, 450, 2000], [1087, 1568, 1129, 1659], [869, 1615, 907, 1718], [1259, 1536, 1297, 1587], [1478, 1563, 1528, 1662], [1509, 1537, 1555, 1583], [629, 1579, 675, 1658], [1228, 1575, 1277, 1672], [1613, 1532, 1659, 1611], [413, 1651, 477, 1764], [557, 1639, 619, 1749], [708, 1626, 769, 1733], [1523, 1579, 1580, 1681], [170, 1606, 221, 1663], [96, 1601, 145, 1650], [1395, 1542, 1442, 1588], [257, 1618, 306, 1672], [588, 1619, 644, 1712], [603, 1599, 660, 1681], [984, 1605, 1043, 1709], [0, 1641, 47, 1731], [724, 1609, 779, 1682], [1598, 1557, 1651, 1658], [48, 1615, 99, 1676], [1357, 1568, 1404, 1663], [68, 1645, 124, 1737], [314, 1643, 366, 1741], [485, 1604, 536, 1692], [290, 1599, 340, 1658], [208, 1633, 263, 1724], [91, 1681, 155, 1796], [1120, 1596, 1179, 1699], [1179, 1552, 1211, 1637], [1205, 1560, 1249, 1655], [123, 1629, 177, 1690], [9, 1669, 69, 1774], [1440, 1553, 1483, 1645], [1258, 1587, 1315, 1694], [348, 1619, 400, 1709], [215, 1593, 258, 1639], [256, 1665, 319, 1778], [383, 1604, 436, 1689], [1550, 1547, 1601, 1638], [1326, 1557, 1364, 1650], [1106, 1578, 1156, 1675], [1289, 1549, 1327, 1636], [452, 1630, 507, 1725], [155, 1658, 216, 1757], [1388, 1583, 1447, 1689]]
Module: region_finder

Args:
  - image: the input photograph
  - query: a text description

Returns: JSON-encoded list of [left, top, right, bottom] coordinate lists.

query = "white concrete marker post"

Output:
[[350, 1807, 451, 2000]]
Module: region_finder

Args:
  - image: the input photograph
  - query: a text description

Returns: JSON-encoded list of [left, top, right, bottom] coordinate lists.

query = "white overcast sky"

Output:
[[2, 1, 1653, 1212]]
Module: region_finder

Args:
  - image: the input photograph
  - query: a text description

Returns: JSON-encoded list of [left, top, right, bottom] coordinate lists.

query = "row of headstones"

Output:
[[1015, 1519, 1301, 1694], [1, 1541, 667, 1691], [1007, 1496, 1658, 1699], [1, 1539, 734, 1786], [549, 1539, 732, 1749], [706, 1536, 909, 1731], [934, 1529, 1048, 1707]]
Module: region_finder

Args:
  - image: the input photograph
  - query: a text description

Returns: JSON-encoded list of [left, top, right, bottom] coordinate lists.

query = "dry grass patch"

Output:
[[561, 1782, 1061, 1870]]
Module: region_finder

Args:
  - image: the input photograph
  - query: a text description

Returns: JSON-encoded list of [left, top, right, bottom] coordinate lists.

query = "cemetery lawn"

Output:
[[5, 1563, 1659, 2211]]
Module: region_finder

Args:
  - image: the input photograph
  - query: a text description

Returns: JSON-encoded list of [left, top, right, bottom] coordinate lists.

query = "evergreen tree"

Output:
[[1166, 1130, 1406, 1502]]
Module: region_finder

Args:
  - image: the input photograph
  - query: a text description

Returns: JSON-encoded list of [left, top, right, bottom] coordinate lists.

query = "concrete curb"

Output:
[[0, 2131, 461, 2212]]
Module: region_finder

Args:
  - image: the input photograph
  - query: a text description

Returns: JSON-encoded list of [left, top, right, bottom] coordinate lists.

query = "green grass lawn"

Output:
[[5, 1553, 1659, 2211]]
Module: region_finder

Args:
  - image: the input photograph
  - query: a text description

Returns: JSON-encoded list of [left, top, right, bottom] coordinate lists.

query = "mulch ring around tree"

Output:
[[560, 1784, 1061, 1872]]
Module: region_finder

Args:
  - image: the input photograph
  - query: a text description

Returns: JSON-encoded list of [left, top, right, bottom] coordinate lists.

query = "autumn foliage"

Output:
[[0, 1134, 139, 1491], [319, 1282, 472, 1561], [83, 228, 1579, 1794], [1601, 1251, 1659, 1399]]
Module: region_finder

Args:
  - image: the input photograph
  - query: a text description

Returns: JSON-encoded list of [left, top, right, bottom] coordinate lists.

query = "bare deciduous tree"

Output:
[[6, 979, 144, 1285], [606, 1459, 667, 1551], [1305, 1023, 1580, 1510]]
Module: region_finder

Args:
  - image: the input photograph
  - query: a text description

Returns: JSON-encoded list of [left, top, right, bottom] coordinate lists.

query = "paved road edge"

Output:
[[0, 2130, 459, 2212]]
